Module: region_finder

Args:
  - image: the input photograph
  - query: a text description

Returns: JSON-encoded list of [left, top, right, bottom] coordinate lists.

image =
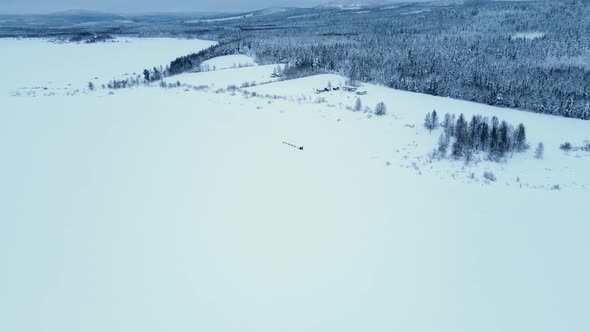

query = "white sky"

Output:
[[0, 0, 329, 13]]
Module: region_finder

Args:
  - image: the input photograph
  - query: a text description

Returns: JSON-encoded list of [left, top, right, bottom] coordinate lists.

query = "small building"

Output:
[[343, 86, 358, 92], [356, 91, 368, 96]]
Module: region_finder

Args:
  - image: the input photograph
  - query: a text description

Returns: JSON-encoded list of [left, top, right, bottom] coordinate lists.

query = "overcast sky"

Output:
[[0, 0, 330, 13]]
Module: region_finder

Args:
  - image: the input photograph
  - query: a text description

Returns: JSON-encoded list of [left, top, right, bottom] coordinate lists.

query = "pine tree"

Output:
[[442, 113, 454, 137], [152, 67, 161, 81], [442, 113, 452, 130], [438, 132, 450, 158], [424, 110, 439, 133], [562, 97, 575, 118], [468, 115, 479, 150], [513, 123, 528, 152], [479, 120, 490, 151], [354, 97, 362, 112], [489, 116, 500, 159], [431, 110, 439, 129], [498, 121, 510, 157], [375, 102, 387, 116], [424, 112, 433, 133], [455, 114, 468, 146], [535, 142, 544, 159]]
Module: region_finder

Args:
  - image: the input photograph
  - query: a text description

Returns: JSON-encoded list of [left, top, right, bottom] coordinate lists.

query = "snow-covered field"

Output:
[[511, 32, 546, 40], [0, 37, 217, 97], [199, 54, 257, 71], [173, 62, 283, 88], [1, 38, 589, 332], [247, 74, 590, 190]]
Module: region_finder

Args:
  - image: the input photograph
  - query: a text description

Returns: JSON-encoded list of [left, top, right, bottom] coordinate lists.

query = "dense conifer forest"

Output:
[[164, 0, 590, 119]]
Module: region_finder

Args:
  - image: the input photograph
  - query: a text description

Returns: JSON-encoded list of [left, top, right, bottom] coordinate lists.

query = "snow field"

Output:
[[199, 54, 257, 71], [0, 37, 217, 96], [0, 37, 589, 332]]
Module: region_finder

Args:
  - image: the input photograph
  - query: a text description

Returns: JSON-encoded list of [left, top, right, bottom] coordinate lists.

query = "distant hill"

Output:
[[46, 9, 125, 20]]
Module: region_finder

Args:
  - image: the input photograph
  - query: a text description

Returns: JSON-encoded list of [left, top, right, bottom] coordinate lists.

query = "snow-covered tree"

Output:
[[374, 102, 387, 116], [437, 133, 450, 158], [513, 123, 528, 152], [354, 97, 362, 112], [535, 142, 544, 159], [424, 110, 439, 133]]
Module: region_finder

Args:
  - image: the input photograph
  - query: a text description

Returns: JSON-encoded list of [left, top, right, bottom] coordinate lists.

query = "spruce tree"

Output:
[[468, 115, 479, 150], [375, 102, 387, 116], [354, 98, 362, 112], [513, 123, 527, 152], [455, 114, 468, 146], [424, 112, 433, 133], [535, 142, 544, 159], [442, 113, 452, 130], [431, 110, 439, 129], [479, 121, 490, 151], [438, 132, 450, 158], [498, 121, 510, 157], [489, 116, 500, 159]]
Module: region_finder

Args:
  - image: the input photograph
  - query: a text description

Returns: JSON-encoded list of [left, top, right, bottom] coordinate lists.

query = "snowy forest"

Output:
[[163, 0, 590, 120]]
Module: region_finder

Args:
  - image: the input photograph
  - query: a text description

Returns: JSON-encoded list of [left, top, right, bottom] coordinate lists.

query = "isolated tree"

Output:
[[375, 102, 387, 116], [535, 142, 544, 159], [88, 82, 94, 91], [143, 69, 150, 82], [354, 97, 362, 112]]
